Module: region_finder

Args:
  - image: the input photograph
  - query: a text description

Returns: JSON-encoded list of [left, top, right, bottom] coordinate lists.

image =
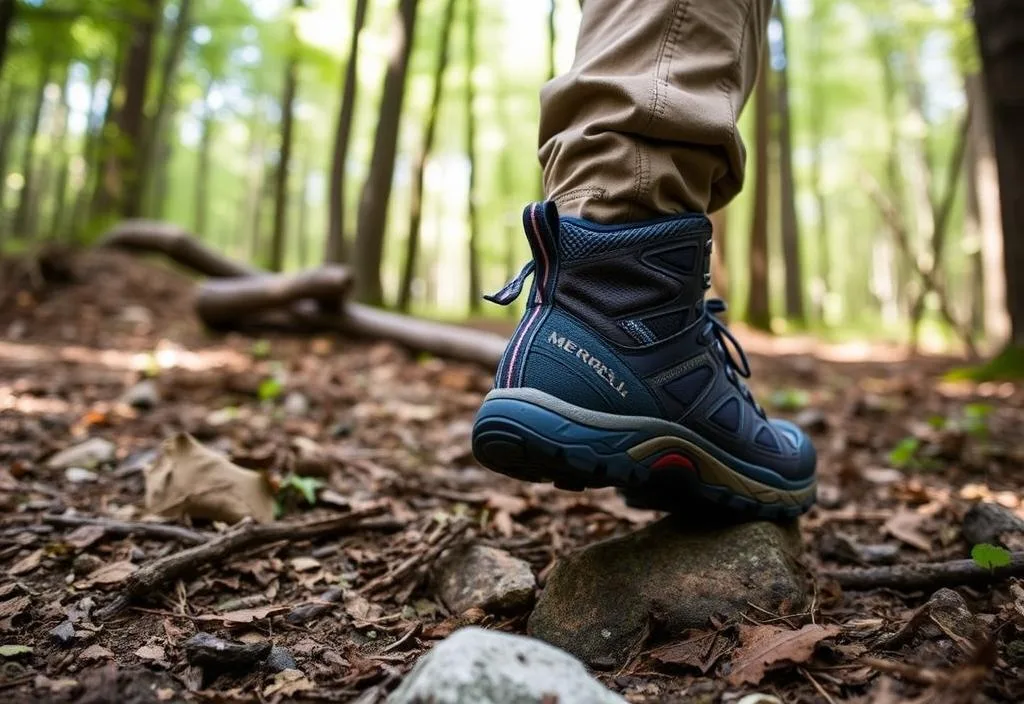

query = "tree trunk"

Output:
[[773, 1, 805, 325], [465, 0, 481, 314], [96, 0, 161, 220], [270, 0, 303, 273], [294, 144, 311, 268], [807, 0, 829, 322], [0, 0, 15, 79], [47, 68, 74, 240], [88, 39, 126, 222], [12, 53, 55, 239], [709, 208, 729, 300], [194, 79, 214, 237], [353, 0, 420, 304], [148, 98, 175, 219], [746, 45, 772, 332], [324, 0, 369, 264], [397, 0, 458, 312], [0, 85, 21, 245], [70, 60, 108, 240], [138, 0, 192, 214], [965, 71, 1008, 345], [974, 0, 1024, 347]]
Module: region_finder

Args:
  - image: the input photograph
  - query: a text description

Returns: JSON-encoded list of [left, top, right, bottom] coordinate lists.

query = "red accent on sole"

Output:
[[651, 453, 696, 472]]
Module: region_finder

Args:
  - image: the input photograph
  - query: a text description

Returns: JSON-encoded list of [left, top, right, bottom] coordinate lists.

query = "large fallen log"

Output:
[[101, 221, 508, 368]]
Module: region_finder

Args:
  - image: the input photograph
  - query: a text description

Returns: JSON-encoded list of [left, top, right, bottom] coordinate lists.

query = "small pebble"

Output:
[[265, 646, 297, 673], [65, 467, 99, 484], [50, 620, 75, 647]]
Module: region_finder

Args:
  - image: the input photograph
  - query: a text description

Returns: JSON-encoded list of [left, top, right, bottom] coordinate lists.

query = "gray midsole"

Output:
[[482, 387, 814, 491]]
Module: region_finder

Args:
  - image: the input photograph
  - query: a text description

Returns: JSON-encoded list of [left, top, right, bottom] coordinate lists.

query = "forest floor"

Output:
[[0, 249, 1022, 704]]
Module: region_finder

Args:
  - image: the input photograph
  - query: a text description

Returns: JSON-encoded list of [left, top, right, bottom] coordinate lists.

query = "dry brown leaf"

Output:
[[144, 433, 275, 524], [10, 549, 43, 576], [727, 624, 841, 686], [649, 630, 730, 674], [263, 669, 313, 697], [80, 644, 115, 661], [0, 595, 31, 619], [196, 604, 289, 625], [75, 560, 137, 588], [883, 509, 932, 552], [135, 644, 166, 661], [64, 525, 106, 550], [290, 557, 321, 572]]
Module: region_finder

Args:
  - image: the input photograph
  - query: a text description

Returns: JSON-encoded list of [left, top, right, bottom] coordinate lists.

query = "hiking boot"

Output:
[[471, 201, 816, 518]]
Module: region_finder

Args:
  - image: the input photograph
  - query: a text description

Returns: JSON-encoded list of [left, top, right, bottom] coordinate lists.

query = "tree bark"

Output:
[[772, 1, 805, 325], [354, 0, 420, 305], [194, 78, 214, 237], [96, 0, 161, 220], [324, 0, 369, 264], [12, 53, 55, 239], [465, 0, 481, 314], [746, 44, 771, 332], [197, 267, 352, 326], [972, 1, 1024, 346], [397, 0, 458, 312], [0, 0, 14, 79], [138, 0, 192, 214], [270, 0, 303, 272]]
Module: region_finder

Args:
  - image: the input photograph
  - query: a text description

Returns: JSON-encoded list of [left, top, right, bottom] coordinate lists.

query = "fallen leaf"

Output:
[[883, 509, 932, 552], [10, 549, 43, 576], [80, 644, 115, 661], [135, 644, 166, 661], [290, 556, 321, 573], [263, 669, 313, 697], [196, 604, 289, 625], [144, 433, 275, 524], [727, 624, 841, 686], [156, 688, 175, 701], [0, 644, 32, 657], [64, 525, 106, 549], [76, 560, 137, 588], [0, 596, 31, 620], [649, 630, 730, 674]]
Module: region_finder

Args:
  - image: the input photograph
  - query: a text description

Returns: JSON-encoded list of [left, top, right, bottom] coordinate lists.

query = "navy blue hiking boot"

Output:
[[471, 201, 817, 518]]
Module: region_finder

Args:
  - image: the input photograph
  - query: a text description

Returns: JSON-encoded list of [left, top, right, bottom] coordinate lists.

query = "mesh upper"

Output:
[[559, 217, 710, 261]]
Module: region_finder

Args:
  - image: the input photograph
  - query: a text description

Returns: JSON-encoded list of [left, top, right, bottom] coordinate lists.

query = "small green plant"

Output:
[[963, 403, 994, 438], [258, 377, 283, 402], [250, 339, 272, 359], [770, 388, 810, 412], [888, 436, 920, 469], [971, 543, 1011, 570], [279, 474, 323, 505]]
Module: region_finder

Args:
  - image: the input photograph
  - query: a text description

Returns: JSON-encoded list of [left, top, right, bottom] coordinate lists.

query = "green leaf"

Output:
[[971, 543, 1011, 570], [770, 388, 811, 412], [251, 339, 272, 359], [279, 474, 322, 505], [963, 403, 994, 438], [0, 645, 33, 657], [888, 437, 920, 469], [258, 377, 283, 402]]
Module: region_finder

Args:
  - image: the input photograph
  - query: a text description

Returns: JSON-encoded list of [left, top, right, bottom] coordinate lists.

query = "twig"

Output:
[[823, 551, 1024, 591], [800, 668, 838, 704], [360, 519, 470, 596], [42, 514, 211, 545], [95, 505, 387, 620], [859, 657, 943, 686]]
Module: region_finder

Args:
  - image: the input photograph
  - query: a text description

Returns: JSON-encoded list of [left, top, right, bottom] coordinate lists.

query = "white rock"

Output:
[[47, 438, 116, 470], [123, 380, 160, 409], [283, 391, 310, 417], [65, 467, 99, 484], [387, 627, 626, 704]]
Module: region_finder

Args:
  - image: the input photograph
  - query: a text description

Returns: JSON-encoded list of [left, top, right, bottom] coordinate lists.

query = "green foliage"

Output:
[[888, 436, 921, 469], [963, 403, 994, 438], [946, 347, 1024, 382], [278, 473, 322, 505], [257, 377, 283, 402], [970, 543, 1011, 570], [0, 645, 32, 657], [250, 339, 272, 359], [770, 388, 810, 412]]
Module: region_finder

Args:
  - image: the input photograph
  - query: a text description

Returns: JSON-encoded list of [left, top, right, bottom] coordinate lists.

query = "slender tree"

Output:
[[397, 0, 458, 311], [773, 0, 806, 324], [269, 0, 304, 272], [194, 78, 214, 237], [807, 0, 830, 322], [973, 0, 1024, 348], [746, 45, 772, 331], [324, 0, 369, 264], [353, 0, 420, 304], [466, 0, 482, 313], [12, 52, 55, 238]]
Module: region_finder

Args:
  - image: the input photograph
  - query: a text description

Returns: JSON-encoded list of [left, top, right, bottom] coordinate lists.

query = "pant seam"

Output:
[[554, 187, 607, 207]]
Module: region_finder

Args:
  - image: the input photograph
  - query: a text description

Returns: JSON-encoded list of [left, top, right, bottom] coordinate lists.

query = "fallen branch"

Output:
[[196, 267, 351, 325], [42, 514, 211, 546], [359, 519, 470, 596], [824, 551, 1024, 591], [95, 505, 387, 620], [101, 222, 508, 368]]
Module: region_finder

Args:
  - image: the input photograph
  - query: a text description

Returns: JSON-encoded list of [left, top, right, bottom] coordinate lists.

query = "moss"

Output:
[[946, 345, 1024, 382]]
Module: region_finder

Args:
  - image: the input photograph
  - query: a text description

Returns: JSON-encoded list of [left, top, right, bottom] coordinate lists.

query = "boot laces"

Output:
[[699, 299, 765, 418]]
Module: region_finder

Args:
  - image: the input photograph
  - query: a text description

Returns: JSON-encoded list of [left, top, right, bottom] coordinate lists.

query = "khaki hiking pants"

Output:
[[539, 0, 772, 222]]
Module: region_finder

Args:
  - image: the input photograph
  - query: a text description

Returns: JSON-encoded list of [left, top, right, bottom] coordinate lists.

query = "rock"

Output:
[[387, 627, 626, 704], [184, 632, 272, 670], [65, 467, 99, 484], [793, 409, 828, 433], [434, 545, 536, 614], [72, 553, 104, 575], [123, 380, 160, 410], [963, 502, 1024, 550], [528, 517, 806, 669], [50, 620, 75, 647], [283, 392, 310, 417], [265, 646, 297, 672], [47, 438, 116, 470]]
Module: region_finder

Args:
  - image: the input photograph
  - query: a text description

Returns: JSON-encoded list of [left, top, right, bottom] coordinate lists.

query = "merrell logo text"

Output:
[[547, 331, 628, 398]]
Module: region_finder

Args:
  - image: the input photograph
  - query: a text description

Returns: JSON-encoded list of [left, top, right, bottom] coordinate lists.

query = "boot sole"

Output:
[[471, 388, 816, 519]]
